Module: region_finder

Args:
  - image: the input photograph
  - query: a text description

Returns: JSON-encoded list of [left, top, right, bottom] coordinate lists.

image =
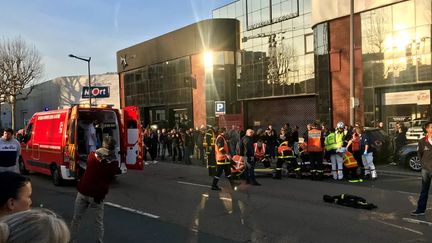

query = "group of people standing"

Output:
[[208, 121, 384, 189]]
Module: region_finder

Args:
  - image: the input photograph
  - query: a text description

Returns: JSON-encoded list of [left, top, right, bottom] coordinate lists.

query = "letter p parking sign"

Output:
[[215, 101, 226, 116]]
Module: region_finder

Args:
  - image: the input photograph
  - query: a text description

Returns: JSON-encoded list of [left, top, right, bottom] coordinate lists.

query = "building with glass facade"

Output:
[[117, 19, 240, 128], [312, 0, 432, 131], [213, 0, 320, 130]]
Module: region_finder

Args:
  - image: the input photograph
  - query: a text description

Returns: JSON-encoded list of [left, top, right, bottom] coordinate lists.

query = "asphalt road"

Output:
[[29, 162, 432, 243]]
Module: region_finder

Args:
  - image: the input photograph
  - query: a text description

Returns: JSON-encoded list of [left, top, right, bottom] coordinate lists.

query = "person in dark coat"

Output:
[[411, 121, 432, 216]]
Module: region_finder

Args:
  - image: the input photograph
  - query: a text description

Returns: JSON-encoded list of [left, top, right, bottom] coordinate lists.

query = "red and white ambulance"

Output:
[[19, 104, 143, 185]]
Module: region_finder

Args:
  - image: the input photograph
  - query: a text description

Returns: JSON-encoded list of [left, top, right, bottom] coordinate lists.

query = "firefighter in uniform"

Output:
[[254, 138, 268, 168], [204, 126, 216, 176], [325, 124, 345, 180], [211, 128, 235, 190], [306, 122, 325, 180], [274, 141, 299, 179]]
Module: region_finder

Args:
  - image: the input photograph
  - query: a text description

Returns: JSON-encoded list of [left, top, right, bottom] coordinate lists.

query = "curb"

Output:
[[377, 169, 421, 178]]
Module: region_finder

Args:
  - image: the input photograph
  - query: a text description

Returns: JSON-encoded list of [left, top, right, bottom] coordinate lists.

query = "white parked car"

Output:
[[406, 119, 428, 141]]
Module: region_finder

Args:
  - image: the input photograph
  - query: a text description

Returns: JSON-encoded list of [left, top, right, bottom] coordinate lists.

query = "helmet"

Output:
[[336, 121, 345, 129]]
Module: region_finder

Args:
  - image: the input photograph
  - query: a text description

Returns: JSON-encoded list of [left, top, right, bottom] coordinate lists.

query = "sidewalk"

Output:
[[376, 163, 421, 178], [149, 156, 421, 178]]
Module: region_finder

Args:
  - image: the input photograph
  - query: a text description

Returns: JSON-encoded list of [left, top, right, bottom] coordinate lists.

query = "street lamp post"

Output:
[[68, 54, 92, 106]]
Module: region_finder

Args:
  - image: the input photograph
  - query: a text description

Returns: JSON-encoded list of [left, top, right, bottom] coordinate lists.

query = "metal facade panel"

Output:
[[246, 96, 317, 135]]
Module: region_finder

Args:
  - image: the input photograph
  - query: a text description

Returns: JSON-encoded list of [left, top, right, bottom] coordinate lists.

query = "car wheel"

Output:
[[19, 157, 29, 175], [51, 165, 63, 186], [407, 154, 422, 171]]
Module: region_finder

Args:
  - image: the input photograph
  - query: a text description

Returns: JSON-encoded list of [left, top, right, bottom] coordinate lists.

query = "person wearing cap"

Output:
[[411, 121, 432, 216], [70, 136, 120, 243]]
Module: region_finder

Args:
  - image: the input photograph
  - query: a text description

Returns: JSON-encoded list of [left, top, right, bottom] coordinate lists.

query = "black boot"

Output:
[[273, 169, 282, 180], [211, 178, 221, 190], [229, 178, 239, 191]]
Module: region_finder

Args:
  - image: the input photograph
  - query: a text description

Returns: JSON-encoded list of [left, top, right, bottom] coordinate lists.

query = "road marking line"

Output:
[[396, 190, 417, 196], [402, 217, 432, 226], [219, 197, 232, 202], [373, 219, 423, 235], [177, 181, 211, 188], [104, 202, 160, 219]]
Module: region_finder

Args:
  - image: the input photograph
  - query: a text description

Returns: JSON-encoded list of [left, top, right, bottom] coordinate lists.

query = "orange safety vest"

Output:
[[344, 151, 358, 168], [231, 155, 245, 173], [215, 135, 229, 163], [351, 133, 360, 151], [254, 142, 266, 160], [278, 141, 295, 158], [307, 129, 323, 152]]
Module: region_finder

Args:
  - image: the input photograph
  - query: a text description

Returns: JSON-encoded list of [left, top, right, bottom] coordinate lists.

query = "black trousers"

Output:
[[309, 152, 323, 172], [215, 164, 232, 179]]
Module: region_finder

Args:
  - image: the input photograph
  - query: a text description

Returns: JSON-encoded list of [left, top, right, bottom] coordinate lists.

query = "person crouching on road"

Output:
[[70, 136, 120, 243], [211, 128, 236, 190], [240, 129, 261, 185]]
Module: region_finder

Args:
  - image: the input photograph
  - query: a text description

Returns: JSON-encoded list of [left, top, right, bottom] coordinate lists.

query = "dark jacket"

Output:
[[240, 135, 254, 157], [418, 136, 432, 172], [77, 152, 120, 200]]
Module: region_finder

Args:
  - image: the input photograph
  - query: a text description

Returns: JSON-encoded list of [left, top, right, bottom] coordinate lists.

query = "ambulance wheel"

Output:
[[19, 157, 29, 175], [51, 165, 64, 186]]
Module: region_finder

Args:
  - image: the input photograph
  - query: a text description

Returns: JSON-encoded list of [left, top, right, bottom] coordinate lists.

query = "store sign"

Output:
[[82, 86, 110, 98], [215, 101, 226, 116], [384, 90, 430, 105]]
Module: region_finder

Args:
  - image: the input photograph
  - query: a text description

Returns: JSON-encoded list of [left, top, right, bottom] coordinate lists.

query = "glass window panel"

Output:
[[416, 0, 431, 26], [415, 25, 431, 54], [262, 7, 270, 23], [418, 53, 432, 81], [305, 34, 313, 53], [303, 12, 311, 28], [249, 0, 260, 12], [292, 15, 303, 30], [363, 88, 374, 112], [281, 0, 292, 16], [252, 10, 262, 26], [213, 9, 220, 18], [228, 4, 236, 18], [236, 1, 243, 17], [262, 0, 270, 8], [293, 36, 304, 55], [219, 6, 228, 18], [304, 0, 311, 13], [393, 1, 415, 31], [272, 3, 281, 19]]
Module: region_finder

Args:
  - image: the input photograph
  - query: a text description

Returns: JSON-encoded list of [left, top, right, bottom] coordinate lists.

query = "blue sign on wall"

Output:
[[215, 101, 226, 116]]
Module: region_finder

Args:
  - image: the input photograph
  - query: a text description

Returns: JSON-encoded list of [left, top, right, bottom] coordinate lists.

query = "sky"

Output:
[[0, 0, 233, 82]]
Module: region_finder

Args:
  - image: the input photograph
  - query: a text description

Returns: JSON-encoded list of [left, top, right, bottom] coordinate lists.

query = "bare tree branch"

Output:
[[0, 36, 44, 129]]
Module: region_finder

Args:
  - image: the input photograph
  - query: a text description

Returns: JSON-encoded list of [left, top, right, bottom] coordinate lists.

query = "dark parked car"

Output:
[[397, 143, 421, 171], [364, 128, 392, 164]]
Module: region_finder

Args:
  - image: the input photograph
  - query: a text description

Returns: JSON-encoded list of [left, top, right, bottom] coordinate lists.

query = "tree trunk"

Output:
[[11, 97, 15, 131]]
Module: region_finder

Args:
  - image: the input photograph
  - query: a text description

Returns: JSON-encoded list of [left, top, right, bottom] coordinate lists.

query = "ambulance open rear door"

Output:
[[123, 106, 143, 170]]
